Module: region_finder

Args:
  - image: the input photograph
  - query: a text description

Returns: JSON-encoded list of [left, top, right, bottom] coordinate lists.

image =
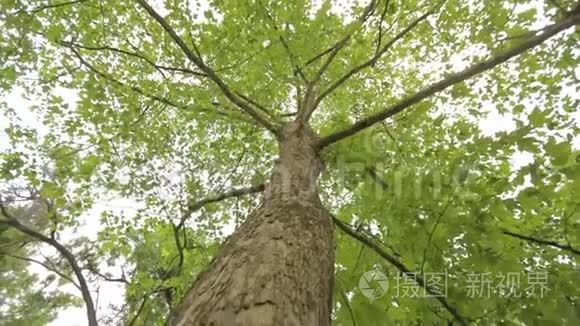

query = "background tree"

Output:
[[1, 0, 579, 325], [0, 193, 82, 325]]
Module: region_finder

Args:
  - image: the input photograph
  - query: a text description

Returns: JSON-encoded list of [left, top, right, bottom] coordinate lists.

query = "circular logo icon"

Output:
[[359, 270, 389, 301]]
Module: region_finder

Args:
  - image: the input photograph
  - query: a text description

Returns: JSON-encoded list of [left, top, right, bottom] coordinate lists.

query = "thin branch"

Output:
[[135, 0, 281, 136], [420, 193, 454, 273], [178, 184, 265, 228], [333, 216, 468, 325], [316, 13, 580, 149], [171, 223, 185, 275], [366, 166, 388, 189], [297, 0, 379, 122], [315, 5, 439, 108], [87, 265, 130, 284], [374, 0, 391, 61], [340, 290, 357, 326], [23, 0, 90, 14], [312, 0, 379, 85], [257, 1, 308, 83], [235, 92, 277, 120], [50, 102, 162, 160], [2, 252, 81, 289], [127, 296, 149, 326], [60, 41, 206, 77], [381, 123, 408, 163], [302, 45, 336, 69], [214, 40, 277, 73], [0, 202, 98, 326], [502, 229, 580, 255], [65, 46, 250, 124]]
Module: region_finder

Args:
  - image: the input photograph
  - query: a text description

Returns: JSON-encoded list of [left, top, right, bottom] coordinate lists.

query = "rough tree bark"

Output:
[[173, 120, 335, 326]]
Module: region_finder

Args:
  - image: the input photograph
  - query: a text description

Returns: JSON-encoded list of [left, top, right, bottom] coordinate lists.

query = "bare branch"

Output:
[[135, 0, 281, 135], [171, 223, 185, 274], [0, 201, 98, 326], [502, 229, 580, 255], [297, 83, 319, 122], [333, 215, 468, 325], [293, 0, 381, 122], [302, 45, 336, 69], [316, 13, 580, 149]]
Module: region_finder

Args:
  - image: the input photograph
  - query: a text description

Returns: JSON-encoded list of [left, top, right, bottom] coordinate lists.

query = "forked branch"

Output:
[[299, 0, 380, 121], [2, 253, 81, 289], [60, 40, 207, 78], [177, 184, 265, 228], [311, 0, 379, 84], [135, 0, 280, 135], [65, 46, 251, 124], [0, 201, 98, 326], [314, 2, 442, 108], [316, 12, 580, 149]]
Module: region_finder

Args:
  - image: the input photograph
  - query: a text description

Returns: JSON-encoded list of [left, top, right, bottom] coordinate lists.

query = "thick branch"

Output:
[[333, 216, 468, 325], [317, 13, 580, 149], [502, 229, 580, 255], [135, 0, 280, 135], [0, 203, 98, 326]]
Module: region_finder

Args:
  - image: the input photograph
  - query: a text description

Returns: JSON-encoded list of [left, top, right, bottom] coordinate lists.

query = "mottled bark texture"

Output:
[[173, 121, 335, 326]]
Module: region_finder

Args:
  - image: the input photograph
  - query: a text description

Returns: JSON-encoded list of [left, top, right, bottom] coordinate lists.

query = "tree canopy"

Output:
[[0, 0, 579, 325]]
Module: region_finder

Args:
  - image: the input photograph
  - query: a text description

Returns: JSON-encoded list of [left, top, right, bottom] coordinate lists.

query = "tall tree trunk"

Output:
[[173, 121, 335, 326]]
